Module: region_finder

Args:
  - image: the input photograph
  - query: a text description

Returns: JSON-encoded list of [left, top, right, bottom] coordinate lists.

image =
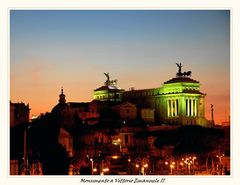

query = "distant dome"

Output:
[[51, 88, 73, 129], [51, 103, 71, 116]]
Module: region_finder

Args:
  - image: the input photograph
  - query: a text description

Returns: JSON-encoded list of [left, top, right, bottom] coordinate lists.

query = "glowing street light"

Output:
[[112, 155, 119, 159], [170, 164, 175, 175], [90, 158, 94, 175], [103, 168, 109, 172], [165, 160, 175, 175], [117, 138, 122, 152]]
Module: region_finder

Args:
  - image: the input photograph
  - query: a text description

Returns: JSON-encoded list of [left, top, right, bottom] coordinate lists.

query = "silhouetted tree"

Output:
[[154, 125, 224, 156], [29, 113, 70, 175]]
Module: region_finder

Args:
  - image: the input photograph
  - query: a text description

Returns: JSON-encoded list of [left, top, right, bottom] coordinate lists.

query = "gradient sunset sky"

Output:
[[10, 10, 230, 124]]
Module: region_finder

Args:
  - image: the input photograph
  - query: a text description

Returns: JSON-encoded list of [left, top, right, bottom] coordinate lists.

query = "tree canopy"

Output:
[[153, 125, 224, 156]]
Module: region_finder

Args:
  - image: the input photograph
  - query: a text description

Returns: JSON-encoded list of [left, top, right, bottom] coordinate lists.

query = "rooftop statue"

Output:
[[176, 63, 183, 74], [104, 72, 110, 83], [176, 63, 192, 77], [104, 72, 117, 86]]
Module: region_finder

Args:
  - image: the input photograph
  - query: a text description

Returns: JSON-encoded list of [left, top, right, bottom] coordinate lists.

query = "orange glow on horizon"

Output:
[[10, 60, 229, 125], [10, 74, 230, 125]]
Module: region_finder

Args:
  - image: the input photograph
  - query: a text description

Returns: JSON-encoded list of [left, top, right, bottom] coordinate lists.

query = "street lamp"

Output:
[[182, 156, 198, 175], [93, 168, 97, 172], [142, 163, 148, 175], [90, 158, 93, 175], [192, 156, 197, 174], [184, 159, 191, 175], [117, 138, 122, 152], [135, 164, 140, 175], [184, 159, 192, 174], [170, 164, 174, 175], [165, 161, 175, 175]]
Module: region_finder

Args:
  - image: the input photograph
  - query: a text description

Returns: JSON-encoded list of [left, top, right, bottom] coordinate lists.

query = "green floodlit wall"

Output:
[[122, 80, 210, 127], [93, 89, 124, 102], [153, 81, 208, 126], [93, 79, 210, 127], [159, 82, 200, 94]]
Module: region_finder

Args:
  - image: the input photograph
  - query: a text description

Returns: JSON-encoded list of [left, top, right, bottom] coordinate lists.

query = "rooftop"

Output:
[[94, 85, 123, 91], [164, 77, 199, 84]]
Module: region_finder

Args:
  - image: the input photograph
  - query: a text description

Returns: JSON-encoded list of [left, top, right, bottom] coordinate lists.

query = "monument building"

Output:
[[94, 64, 210, 127], [93, 72, 125, 102]]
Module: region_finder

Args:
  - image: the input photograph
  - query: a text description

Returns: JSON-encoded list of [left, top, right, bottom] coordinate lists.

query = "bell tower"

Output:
[[59, 87, 66, 104]]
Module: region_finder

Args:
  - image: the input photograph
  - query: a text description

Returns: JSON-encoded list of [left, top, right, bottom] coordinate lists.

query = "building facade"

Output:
[[10, 101, 30, 127], [93, 72, 124, 102], [123, 76, 208, 126], [94, 64, 210, 126]]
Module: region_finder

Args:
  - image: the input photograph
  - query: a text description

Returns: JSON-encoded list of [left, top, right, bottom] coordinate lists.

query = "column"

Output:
[[168, 99, 170, 117], [189, 99, 192, 116], [174, 100, 177, 116], [171, 100, 174, 117], [172, 100, 174, 117], [176, 99, 178, 116], [195, 99, 198, 116], [193, 99, 195, 117], [187, 99, 190, 116], [186, 99, 188, 116], [191, 99, 194, 116]]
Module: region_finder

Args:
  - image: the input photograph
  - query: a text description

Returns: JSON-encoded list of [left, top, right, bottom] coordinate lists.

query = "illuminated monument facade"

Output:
[[94, 64, 210, 127], [93, 72, 125, 102]]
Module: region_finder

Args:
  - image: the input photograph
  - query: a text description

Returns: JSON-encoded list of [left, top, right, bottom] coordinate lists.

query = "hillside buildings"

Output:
[[11, 64, 227, 175]]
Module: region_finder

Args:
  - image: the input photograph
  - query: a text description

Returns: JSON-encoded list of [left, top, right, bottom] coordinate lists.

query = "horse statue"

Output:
[[183, 71, 192, 77]]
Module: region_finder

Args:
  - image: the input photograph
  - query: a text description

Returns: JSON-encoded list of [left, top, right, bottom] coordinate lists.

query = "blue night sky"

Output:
[[10, 10, 230, 124]]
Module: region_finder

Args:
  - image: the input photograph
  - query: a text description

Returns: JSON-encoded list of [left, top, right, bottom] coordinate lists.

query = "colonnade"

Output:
[[167, 98, 198, 117], [186, 99, 198, 116], [167, 99, 178, 117]]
